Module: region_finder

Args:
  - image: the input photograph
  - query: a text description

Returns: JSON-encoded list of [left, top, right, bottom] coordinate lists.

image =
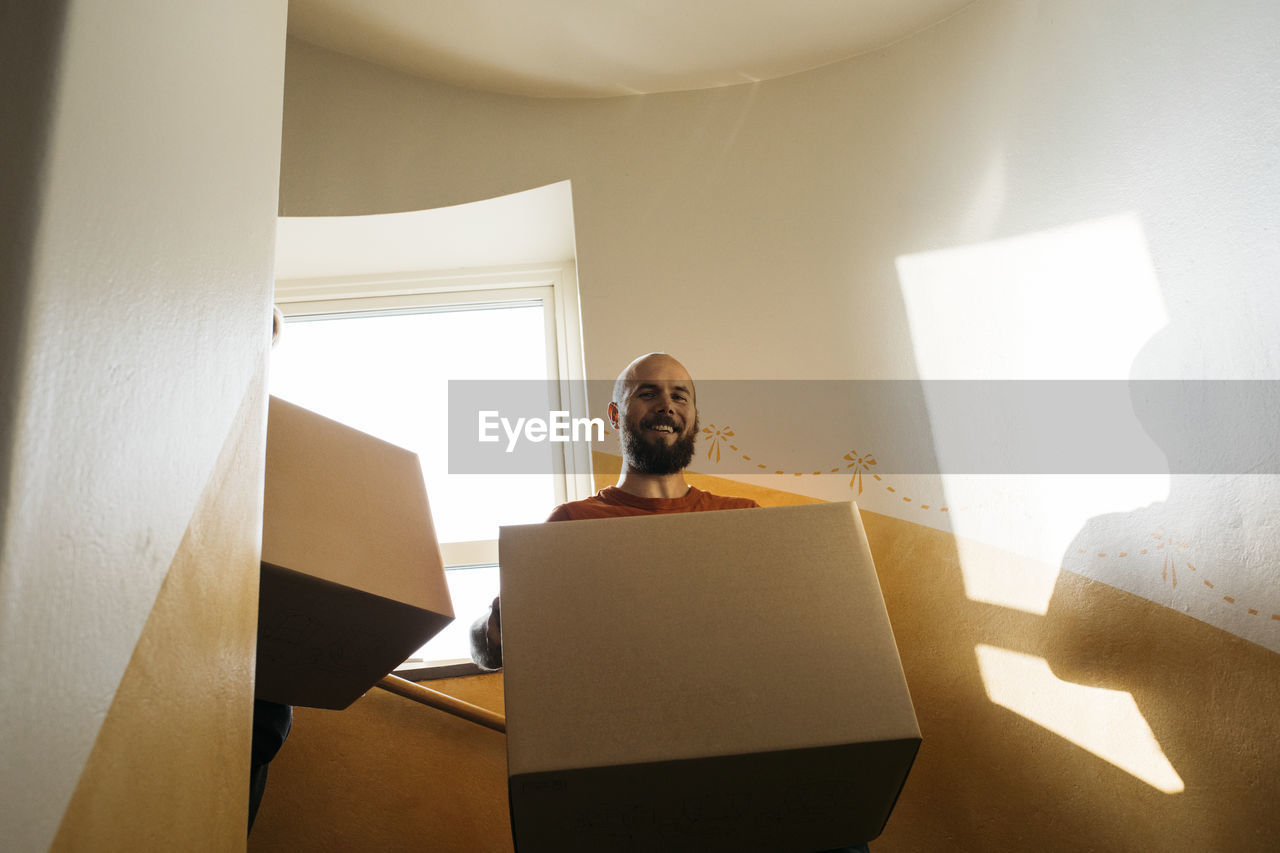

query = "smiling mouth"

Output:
[[646, 423, 678, 434]]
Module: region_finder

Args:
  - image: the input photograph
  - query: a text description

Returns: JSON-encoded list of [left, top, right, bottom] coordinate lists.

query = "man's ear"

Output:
[[607, 401, 620, 429]]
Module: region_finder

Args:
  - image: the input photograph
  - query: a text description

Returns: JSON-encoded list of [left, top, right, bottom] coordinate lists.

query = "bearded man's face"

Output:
[[620, 404, 700, 475], [612, 355, 700, 476]]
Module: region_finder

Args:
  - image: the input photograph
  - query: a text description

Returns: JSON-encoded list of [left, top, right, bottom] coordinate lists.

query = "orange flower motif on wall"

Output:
[[702, 424, 734, 463], [844, 450, 877, 495], [1151, 526, 1191, 588], [687, 428, 946, 512]]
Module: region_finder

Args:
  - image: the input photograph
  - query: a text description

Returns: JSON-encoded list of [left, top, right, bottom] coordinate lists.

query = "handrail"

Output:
[[375, 673, 507, 733]]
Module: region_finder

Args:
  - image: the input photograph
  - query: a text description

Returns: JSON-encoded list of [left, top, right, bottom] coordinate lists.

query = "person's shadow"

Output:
[[1041, 343, 1280, 851]]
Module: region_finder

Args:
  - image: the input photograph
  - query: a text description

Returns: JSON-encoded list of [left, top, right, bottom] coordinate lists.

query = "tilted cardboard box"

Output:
[[256, 396, 453, 710], [500, 502, 919, 852]]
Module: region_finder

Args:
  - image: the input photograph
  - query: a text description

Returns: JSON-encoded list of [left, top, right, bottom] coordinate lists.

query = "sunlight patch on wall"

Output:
[[975, 644, 1184, 794], [951, 535, 1059, 616], [899, 213, 1168, 381], [944, 475, 1172, 614], [896, 213, 1171, 579]]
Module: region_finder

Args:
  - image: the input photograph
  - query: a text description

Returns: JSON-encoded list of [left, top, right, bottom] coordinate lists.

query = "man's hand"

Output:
[[469, 595, 503, 671]]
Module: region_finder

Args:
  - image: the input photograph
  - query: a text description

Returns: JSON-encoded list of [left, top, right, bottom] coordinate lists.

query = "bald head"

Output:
[[611, 353, 695, 406]]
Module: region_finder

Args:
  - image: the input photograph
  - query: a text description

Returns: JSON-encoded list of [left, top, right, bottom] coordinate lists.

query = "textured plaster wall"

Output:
[[0, 1, 287, 848], [279, 0, 1279, 649]]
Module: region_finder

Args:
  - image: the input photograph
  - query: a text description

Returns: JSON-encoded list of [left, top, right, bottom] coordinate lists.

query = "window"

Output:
[[271, 263, 591, 676]]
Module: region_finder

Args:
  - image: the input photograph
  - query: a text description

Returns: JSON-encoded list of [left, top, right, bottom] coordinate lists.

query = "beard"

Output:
[[622, 412, 700, 476]]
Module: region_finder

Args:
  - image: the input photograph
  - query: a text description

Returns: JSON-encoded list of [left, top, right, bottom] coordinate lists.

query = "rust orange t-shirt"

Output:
[[545, 485, 759, 521]]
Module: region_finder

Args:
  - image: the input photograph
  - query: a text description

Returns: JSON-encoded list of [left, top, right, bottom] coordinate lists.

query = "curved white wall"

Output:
[[281, 0, 1279, 651]]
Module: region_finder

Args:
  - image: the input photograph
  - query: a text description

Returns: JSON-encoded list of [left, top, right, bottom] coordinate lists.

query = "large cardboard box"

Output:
[[500, 502, 919, 852], [256, 396, 453, 710]]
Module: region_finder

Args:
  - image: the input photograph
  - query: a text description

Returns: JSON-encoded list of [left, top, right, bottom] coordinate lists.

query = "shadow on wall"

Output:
[[0, 1, 69, 536], [887, 211, 1279, 850], [865, 507, 1279, 853]]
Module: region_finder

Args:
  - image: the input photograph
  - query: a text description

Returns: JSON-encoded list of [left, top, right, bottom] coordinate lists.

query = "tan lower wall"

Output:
[[249, 462, 1278, 851], [862, 507, 1278, 851], [249, 675, 510, 853], [53, 376, 268, 850]]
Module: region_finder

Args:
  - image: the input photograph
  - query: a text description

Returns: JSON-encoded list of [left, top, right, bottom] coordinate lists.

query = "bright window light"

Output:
[[269, 293, 566, 666], [270, 304, 557, 542]]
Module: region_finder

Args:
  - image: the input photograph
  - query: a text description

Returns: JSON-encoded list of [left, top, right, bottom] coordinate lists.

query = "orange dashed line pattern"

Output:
[[695, 429, 951, 512], [697, 426, 1271, 622], [1084, 536, 1267, 618]]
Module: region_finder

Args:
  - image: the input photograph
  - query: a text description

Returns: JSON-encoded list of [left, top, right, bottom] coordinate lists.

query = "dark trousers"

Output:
[[248, 699, 293, 832]]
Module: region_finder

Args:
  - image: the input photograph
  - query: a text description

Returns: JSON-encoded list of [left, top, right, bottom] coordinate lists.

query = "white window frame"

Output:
[[273, 262, 592, 673]]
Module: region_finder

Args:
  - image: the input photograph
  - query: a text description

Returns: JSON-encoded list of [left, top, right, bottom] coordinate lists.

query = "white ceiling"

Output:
[[287, 0, 977, 98]]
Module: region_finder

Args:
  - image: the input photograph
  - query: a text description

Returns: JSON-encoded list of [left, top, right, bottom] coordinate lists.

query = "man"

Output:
[[469, 352, 757, 670], [469, 352, 869, 853]]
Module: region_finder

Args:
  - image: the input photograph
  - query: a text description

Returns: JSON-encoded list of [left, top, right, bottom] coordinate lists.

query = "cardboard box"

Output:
[[256, 396, 453, 710], [500, 502, 919, 852]]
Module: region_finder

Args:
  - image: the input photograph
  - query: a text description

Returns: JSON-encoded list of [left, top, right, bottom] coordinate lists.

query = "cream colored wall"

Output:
[[0, 1, 287, 849], [279, 0, 1276, 374], [274, 0, 1278, 848], [280, 0, 1279, 649]]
